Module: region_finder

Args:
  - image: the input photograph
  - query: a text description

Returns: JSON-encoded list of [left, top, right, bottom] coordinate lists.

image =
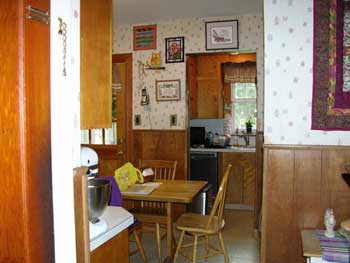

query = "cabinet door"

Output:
[[188, 56, 198, 119], [91, 229, 129, 263], [219, 152, 256, 207], [81, 0, 112, 129], [188, 54, 224, 119]]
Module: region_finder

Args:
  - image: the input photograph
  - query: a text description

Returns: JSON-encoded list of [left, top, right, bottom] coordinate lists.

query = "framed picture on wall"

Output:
[[205, 20, 239, 50], [165, 37, 185, 63], [156, 79, 181, 101], [133, 24, 157, 51]]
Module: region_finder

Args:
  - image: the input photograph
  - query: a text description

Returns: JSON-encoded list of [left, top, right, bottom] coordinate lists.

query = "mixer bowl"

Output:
[[87, 178, 111, 223]]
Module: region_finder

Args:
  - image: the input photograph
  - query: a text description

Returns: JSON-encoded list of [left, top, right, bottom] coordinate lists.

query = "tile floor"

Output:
[[130, 210, 260, 263]]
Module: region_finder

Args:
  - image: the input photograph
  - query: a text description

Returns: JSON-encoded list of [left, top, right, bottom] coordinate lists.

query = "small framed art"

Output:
[[156, 79, 181, 101], [165, 37, 184, 63], [205, 20, 239, 50], [133, 24, 157, 51]]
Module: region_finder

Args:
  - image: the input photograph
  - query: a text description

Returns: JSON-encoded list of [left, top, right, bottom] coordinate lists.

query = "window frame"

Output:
[[231, 82, 257, 130]]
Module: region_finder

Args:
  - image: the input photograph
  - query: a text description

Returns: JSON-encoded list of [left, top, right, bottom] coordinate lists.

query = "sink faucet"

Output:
[[239, 135, 250, 147]]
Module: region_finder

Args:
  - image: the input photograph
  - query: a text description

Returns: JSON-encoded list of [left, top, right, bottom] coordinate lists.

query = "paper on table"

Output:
[[121, 182, 161, 195]]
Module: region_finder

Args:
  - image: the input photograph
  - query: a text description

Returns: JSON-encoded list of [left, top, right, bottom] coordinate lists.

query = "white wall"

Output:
[[113, 15, 264, 130], [264, 0, 350, 145], [51, 1, 81, 262]]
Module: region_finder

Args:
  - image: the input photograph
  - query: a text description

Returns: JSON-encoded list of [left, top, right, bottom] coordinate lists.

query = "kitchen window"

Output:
[[231, 82, 257, 130]]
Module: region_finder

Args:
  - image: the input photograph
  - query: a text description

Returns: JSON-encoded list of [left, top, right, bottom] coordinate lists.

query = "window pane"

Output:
[[233, 102, 257, 129], [233, 83, 256, 99], [105, 122, 117, 145], [81, 130, 89, 144], [91, 129, 103, 144]]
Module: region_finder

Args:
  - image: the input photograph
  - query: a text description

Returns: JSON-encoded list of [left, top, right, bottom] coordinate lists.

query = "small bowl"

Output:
[[87, 178, 111, 223]]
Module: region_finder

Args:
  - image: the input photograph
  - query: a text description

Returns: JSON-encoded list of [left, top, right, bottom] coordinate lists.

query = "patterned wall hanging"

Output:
[[133, 24, 157, 51], [312, 0, 350, 130]]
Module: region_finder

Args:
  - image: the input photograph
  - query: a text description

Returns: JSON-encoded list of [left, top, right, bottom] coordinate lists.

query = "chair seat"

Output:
[[128, 219, 142, 232], [176, 213, 221, 235], [130, 206, 168, 224]]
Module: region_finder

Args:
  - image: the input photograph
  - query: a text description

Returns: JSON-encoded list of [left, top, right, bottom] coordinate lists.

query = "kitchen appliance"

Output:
[[211, 135, 228, 148], [88, 178, 111, 223], [190, 184, 213, 215], [81, 146, 99, 177], [190, 151, 218, 194], [190, 127, 205, 147]]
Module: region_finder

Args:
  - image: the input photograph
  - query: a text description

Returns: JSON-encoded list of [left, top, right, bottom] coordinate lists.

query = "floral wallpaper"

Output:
[[113, 15, 264, 130], [264, 0, 350, 145]]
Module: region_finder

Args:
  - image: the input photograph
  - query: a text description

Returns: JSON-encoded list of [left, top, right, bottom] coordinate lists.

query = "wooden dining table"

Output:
[[122, 180, 207, 262]]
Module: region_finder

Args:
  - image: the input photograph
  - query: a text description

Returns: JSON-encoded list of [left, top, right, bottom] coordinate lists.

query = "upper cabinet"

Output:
[[188, 53, 256, 120], [188, 55, 224, 119], [80, 0, 112, 129]]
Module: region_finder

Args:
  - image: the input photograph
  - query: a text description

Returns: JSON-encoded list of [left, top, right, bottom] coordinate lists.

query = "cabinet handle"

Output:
[[117, 151, 124, 155]]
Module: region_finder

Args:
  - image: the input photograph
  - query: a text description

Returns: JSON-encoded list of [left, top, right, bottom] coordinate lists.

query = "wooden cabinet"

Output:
[[80, 0, 112, 129], [188, 55, 224, 119], [218, 152, 256, 208], [188, 53, 256, 119], [91, 229, 129, 263]]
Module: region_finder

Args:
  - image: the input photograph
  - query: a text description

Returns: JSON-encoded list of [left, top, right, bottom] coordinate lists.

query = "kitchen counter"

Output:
[[190, 146, 256, 153], [90, 206, 133, 251]]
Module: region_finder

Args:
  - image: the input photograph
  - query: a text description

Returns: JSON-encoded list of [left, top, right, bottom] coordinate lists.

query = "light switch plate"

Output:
[[134, 114, 141, 126], [170, 114, 177, 126]]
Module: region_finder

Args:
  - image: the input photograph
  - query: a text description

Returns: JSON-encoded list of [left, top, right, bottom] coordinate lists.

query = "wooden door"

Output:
[[0, 0, 54, 262]]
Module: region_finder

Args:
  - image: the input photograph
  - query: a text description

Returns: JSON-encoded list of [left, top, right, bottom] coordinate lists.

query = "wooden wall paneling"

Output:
[[323, 149, 350, 225], [132, 130, 187, 180], [80, 0, 112, 129], [261, 146, 350, 263], [262, 148, 297, 263], [295, 150, 322, 229]]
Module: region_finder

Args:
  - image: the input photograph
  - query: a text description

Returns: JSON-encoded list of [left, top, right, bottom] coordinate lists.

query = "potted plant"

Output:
[[245, 117, 254, 133]]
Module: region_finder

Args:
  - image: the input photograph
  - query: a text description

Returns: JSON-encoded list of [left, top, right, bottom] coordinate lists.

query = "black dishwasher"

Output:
[[190, 152, 218, 194]]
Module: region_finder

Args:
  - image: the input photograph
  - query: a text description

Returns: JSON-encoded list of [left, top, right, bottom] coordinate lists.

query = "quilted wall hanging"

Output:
[[312, 0, 350, 130]]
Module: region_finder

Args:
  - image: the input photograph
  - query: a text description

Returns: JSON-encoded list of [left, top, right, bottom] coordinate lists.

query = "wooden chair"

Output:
[[98, 176, 147, 263], [173, 164, 233, 263], [128, 220, 147, 263], [131, 159, 177, 262]]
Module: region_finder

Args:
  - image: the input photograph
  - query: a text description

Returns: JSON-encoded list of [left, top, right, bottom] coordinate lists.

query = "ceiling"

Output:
[[113, 0, 263, 24]]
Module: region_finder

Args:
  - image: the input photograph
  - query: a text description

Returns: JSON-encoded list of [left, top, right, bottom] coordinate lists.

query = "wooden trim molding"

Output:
[[264, 144, 350, 150]]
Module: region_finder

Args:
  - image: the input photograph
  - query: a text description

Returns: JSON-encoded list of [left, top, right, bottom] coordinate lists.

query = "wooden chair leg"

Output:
[[193, 235, 198, 263], [156, 223, 162, 263], [133, 230, 147, 263], [218, 231, 229, 263], [174, 230, 185, 262]]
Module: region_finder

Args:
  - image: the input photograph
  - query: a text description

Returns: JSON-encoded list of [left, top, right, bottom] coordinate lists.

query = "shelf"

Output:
[[144, 66, 166, 70]]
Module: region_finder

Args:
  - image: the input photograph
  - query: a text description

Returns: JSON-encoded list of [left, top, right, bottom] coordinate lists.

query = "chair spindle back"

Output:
[[206, 164, 232, 230]]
